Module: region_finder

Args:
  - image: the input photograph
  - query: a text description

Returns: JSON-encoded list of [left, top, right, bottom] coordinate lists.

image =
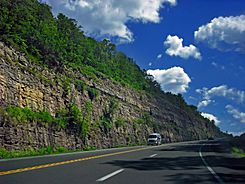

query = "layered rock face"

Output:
[[0, 42, 221, 151]]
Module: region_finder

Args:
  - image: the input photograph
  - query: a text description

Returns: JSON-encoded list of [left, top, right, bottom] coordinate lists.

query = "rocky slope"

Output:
[[0, 41, 222, 151]]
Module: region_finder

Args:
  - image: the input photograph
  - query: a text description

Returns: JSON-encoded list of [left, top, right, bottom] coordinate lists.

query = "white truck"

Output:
[[147, 133, 162, 145]]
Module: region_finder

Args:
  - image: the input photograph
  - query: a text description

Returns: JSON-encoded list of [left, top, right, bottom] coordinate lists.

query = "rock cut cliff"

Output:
[[0, 41, 221, 151]]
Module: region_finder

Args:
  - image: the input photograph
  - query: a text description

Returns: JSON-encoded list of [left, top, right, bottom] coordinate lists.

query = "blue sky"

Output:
[[43, 0, 245, 135]]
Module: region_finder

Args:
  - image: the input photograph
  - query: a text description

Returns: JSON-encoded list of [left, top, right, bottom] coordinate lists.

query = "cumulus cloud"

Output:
[[197, 100, 212, 108], [196, 85, 245, 108], [194, 15, 245, 52], [42, 0, 177, 43], [147, 67, 191, 94], [226, 105, 245, 123], [164, 35, 202, 60], [201, 112, 220, 126]]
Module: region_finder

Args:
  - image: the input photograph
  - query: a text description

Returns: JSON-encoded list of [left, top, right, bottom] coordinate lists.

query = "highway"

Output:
[[0, 140, 244, 184]]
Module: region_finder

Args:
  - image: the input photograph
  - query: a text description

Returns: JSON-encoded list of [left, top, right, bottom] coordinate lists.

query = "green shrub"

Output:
[[55, 146, 68, 153], [232, 147, 245, 157], [87, 87, 99, 101], [134, 118, 144, 125], [100, 98, 119, 131], [108, 98, 119, 115], [101, 116, 113, 131], [115, 117, 126, 128], [75, 79, 86, 93], [83, 145, 96, 151], [55, 108, 69, 128], [38, 111, 53, 123], [80, 101, 93, 139], [6, 106, 54, 126]]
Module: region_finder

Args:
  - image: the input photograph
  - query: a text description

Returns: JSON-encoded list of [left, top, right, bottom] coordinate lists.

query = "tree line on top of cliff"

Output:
[[0, 0, 152, 91], [0, 0, 213, 126]]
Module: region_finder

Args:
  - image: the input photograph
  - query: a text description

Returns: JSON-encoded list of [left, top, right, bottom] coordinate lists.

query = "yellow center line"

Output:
[[0, 147, 148, 176]]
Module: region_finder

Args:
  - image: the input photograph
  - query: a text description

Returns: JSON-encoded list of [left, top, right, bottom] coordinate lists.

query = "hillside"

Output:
[[0, 0, 222, 152]]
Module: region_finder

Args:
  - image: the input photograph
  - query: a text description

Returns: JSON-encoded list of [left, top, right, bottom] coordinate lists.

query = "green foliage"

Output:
[[134, 118, 144, 125], [55, 146, 68, 153], [100, 98, 119, 131], [62, 77, 72, 94], [85, 101, 93, 112], [133, 112, 160, 131], [232, 147, 245, 157], [57, 102, 93, 139], [75, 79, 86, 93], [0, 0, 159, 92], [6, 106, 53, 125], [37, 111, 53, 123], [115, 117, 126, 128], [55, 108, 69, 129], [101, 116, 113, 131], [0, 146, 68, 159], [87, 87, 99, 101], [108, 98, 119, 115], [4, 105, 91, 139], [134, 112, 153, 125], [82, 145, 96, 151], [0, 0, 213, 133], [80, 101, 93, 138], [69, 103, 83, 126]]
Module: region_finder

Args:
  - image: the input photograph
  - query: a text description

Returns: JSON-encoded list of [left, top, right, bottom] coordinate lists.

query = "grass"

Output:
[[232, 147, 245, 157], [0, 146, 60, 159], [0, 146, 98, 159], [0, 143, 147, 159]]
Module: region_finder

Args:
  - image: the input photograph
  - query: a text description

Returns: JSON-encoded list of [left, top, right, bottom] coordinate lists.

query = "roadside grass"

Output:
[[232, 147, 245, 157], [0, 146, 96, 159], [0, 146, 66, 159], [0, 143, 145, 159]]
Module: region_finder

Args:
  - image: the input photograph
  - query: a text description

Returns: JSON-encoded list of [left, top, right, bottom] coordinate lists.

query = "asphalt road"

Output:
[[0, 140, 244, 184]]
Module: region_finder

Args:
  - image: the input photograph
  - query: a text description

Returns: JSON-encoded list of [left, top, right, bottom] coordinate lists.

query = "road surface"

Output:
[[0, 140, 244, 184]]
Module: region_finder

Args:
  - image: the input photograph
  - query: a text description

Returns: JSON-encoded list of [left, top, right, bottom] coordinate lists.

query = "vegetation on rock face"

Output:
[[0, 0, 208, 117], [2, 105, 91, 140], [0, 0, 222, 150], [100, 98, 119, 132], [0, 0, 151, 91], [5, 106, 53, 127]]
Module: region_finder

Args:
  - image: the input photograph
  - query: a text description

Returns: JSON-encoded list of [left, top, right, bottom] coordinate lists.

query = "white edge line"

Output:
[[96, 169, 124, 182], [199, 144, 224, 184], [149, 154, 157, 158]]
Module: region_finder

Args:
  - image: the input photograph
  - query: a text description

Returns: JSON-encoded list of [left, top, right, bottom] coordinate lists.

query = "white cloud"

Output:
[[226, 105, 245, 123], [147, 67, 191, 94], [164, 35, 202, 60], [157, 54, 162, 59], [211, 62, 225, 70], [211, 62, 218, 67], [201, 112, 220, 126], [194, 15, 245, 52], [148, 62, 152, 66], [43, 0, 177, 43], [227, 131, 245, 136], [196, 85, 245, 108], [197, 100, 212, 108]]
